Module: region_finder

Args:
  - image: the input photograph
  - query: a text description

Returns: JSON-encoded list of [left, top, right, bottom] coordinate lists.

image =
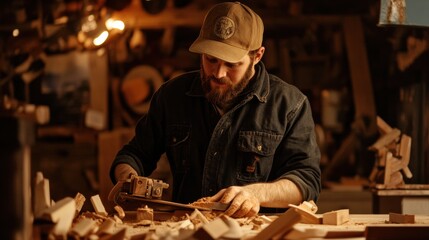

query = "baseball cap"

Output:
[[189, 2, 264, 63]]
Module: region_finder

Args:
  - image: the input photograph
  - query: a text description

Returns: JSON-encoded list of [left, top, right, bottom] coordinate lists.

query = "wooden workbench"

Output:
[[372, 184, 429, 214], [95, 212, 429, 240]]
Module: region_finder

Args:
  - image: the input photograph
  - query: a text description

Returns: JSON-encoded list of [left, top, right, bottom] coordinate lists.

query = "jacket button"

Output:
[[257, 145, 262, 151]]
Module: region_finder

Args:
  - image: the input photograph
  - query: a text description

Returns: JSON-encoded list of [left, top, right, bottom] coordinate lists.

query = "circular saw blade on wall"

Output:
[[119, 65, 164, 116]]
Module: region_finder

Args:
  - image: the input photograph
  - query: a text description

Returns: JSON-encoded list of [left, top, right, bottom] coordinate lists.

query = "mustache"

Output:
[[208, 76, 231, 85]]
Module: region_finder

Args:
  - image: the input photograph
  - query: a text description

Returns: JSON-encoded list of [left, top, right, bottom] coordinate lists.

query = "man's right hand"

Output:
[[114, 163, 138, 182], [108, 164, 138, 202]]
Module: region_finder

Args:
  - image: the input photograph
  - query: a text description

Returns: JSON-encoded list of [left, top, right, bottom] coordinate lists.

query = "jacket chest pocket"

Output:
[[166, 124, 191, 171], [236, 131, 282, 184]]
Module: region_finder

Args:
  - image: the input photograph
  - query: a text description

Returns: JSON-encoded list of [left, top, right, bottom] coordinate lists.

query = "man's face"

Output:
[[201, 54, 255, 109]]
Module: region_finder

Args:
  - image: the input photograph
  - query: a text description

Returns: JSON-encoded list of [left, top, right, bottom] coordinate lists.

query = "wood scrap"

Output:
[[369, 116, 413, 188], [250, 207, 302, 240], [389, 212, 415, 224], [220, 215, 244, 239], [114, 205, 125, 219], [34, 171, 51, 218], [70, 218, 97, 237], [41, 197, 76, 236], [136, 205, 154, 221], [322, 209, 350, 225], [74, 192, 86, 217], [288, 203, 322, 224], [97, 218, 116, 236], [193, 217, 230, 240], [90, 194, 108, 217]]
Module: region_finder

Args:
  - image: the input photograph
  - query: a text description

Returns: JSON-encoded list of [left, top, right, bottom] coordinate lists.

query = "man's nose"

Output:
[[213, 64, 227, 79]]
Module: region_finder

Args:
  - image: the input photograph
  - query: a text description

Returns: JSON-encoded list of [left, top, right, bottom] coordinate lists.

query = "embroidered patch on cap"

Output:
[[214, 16, 235, 40]]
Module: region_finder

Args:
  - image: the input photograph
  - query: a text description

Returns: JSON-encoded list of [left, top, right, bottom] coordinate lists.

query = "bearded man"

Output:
[[110, 2, 321, 218]]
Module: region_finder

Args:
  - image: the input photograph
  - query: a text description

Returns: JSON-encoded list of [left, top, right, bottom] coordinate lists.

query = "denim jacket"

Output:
[[110, 62, 321, 205]]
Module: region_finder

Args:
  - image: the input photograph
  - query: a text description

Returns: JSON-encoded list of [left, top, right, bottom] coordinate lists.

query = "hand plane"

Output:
[[109, 175, 229, 212]]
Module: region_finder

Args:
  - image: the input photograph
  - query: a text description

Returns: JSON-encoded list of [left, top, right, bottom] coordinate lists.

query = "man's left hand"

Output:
[[209, 186, 260, 218]]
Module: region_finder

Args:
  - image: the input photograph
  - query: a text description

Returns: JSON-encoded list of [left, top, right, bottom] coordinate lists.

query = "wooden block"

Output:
[[193, 217, 230, 240], [189, 208, 209, 224], [42, 197, 76, 236], [136, 206, 153, 221], [389, 212, 415, 224], [74, 192, 86, 217], [100, 227, 127, 240], [384, 152, 393, 184], [34, 172, 51, 218], [399, 134, 412, 166], [322, 209, 349, 225], [402, 166, 413, 179], [220, 215, 244, 239], [97, 218, 116, 236], [250, 207, 302, 240], [377, 116, 393, 135], [369, 128, 401, 151], [298, 200, 318, 213], [90, 194, 108, 216], [70, 218, 97, 237]]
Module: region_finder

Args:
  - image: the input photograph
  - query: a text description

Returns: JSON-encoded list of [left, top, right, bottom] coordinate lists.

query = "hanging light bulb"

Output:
[[105, 18, 125, 31], [93, 31, 109, 46], [77, 0, 125, 50]]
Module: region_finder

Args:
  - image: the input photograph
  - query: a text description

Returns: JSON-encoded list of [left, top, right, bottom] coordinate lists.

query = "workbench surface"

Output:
[[76, 211, 429, 240]]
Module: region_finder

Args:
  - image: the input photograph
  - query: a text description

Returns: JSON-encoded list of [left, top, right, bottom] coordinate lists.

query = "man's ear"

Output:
[[254, 47, 265, 64]]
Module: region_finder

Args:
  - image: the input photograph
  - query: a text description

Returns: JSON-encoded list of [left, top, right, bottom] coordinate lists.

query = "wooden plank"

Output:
[[342, 16, 377, 135]]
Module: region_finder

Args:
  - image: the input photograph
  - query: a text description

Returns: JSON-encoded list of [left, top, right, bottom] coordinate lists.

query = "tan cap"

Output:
[[189, 2, 264, 63]]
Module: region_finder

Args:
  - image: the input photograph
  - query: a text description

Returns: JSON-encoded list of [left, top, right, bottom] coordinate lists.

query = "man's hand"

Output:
[[108, 164, 138, 202], [114, 163, 138, 182], [209, 186, 260, 218]]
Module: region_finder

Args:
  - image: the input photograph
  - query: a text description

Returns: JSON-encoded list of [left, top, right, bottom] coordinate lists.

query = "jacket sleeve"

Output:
[[272, 96, 322, 202], [109, 89, 166, 184]]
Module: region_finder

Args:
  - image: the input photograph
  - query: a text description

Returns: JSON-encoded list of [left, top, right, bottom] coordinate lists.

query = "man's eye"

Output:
[[226, 63, 239, 68], [208, 58, 217, 63]]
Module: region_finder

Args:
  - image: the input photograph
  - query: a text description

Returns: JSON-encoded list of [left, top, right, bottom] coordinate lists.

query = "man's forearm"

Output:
[[243, 178, 303, 208]]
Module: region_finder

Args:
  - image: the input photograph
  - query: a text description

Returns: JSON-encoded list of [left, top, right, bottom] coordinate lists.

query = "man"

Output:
[[110, 2, 321, 218]]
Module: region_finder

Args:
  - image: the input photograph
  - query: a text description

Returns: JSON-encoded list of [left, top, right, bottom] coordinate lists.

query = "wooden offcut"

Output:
[[136, 205, 153, 221], [251, 207, 302, 240], [90, 194, 108, 217], [323, 209, 350, 225], [193, 217, 230, 240], [389, 212, 415, 224]]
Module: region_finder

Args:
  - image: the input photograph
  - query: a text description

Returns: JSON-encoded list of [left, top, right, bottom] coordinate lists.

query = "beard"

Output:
[[201, 62, 254, 111]]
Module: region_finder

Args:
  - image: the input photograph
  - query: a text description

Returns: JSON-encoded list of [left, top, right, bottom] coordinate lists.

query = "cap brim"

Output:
[[189, 38, 248, 63]]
